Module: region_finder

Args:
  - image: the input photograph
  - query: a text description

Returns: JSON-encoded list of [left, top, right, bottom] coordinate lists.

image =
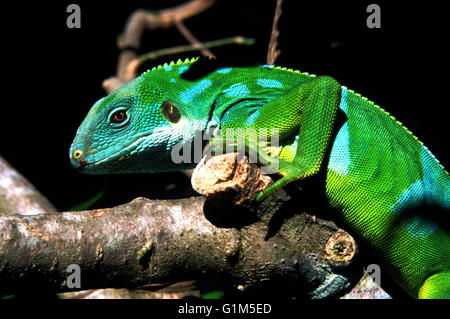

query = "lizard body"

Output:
[[70, 57, 450, 298]]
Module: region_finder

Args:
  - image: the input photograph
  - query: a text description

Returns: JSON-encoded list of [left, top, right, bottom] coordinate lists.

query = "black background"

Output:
[[1, 0, 448, 211]]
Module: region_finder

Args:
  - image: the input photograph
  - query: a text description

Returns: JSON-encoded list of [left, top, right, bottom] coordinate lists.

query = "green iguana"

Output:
[[70, 57, 449, 298]]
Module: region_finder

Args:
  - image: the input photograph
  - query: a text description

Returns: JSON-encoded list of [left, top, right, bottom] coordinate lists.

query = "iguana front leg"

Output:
[[211, 75, 342, 201]]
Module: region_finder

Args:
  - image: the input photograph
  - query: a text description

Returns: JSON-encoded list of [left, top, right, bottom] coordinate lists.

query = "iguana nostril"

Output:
[[73, 150, 84, 159]]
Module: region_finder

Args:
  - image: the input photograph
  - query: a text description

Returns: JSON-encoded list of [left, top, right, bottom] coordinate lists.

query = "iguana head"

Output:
[[70, 58, 212, 174]]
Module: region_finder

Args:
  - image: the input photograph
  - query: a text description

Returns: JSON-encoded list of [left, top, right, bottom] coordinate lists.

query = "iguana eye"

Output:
[[108, 107, 130, 127], [161, 101, 181, 124], [110, 110, 127, 124]]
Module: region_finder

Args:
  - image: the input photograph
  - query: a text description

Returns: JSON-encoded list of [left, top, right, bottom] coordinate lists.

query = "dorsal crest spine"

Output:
[[140, 57, 199, 77]]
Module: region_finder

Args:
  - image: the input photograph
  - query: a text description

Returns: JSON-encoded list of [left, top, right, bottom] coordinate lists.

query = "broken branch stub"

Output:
[[191, 152, 280, 207]]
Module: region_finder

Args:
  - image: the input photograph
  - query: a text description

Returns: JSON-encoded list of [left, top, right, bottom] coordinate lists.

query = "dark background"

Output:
[[1, 0, 448, 211]]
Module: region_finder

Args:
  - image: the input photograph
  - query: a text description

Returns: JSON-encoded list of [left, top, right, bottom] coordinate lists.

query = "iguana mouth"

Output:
[[74, 129, 168, 170]]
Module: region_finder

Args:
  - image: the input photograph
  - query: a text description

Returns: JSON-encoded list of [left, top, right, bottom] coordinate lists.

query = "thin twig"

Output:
[[266, 0, 283, 65], [175, 21, 216, 59], [138, 36, 253, 63]]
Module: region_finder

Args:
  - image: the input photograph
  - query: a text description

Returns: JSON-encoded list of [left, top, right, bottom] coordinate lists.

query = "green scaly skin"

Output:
[[70, 57, 450, 298]]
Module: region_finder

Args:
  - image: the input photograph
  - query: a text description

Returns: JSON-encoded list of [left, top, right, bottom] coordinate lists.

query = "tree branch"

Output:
[[118, 0, 216, 50], [0, 155, 57, 216], [0, 194, 358, 298], [103, 0, 216, 93]]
